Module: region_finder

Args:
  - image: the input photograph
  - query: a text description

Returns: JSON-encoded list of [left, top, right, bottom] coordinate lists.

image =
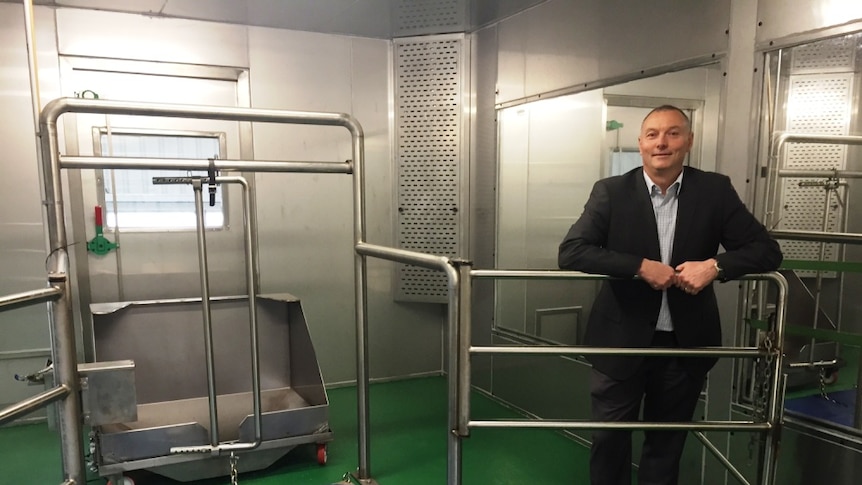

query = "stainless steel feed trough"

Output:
[[89, 294, 331, 482]]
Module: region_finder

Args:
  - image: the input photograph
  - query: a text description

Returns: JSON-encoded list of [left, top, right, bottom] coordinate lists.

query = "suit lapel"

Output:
[[632, 168, 662, 261]]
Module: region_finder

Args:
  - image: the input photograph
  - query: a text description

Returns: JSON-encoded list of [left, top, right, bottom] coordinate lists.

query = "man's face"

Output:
[[638, 109, 694, 176]]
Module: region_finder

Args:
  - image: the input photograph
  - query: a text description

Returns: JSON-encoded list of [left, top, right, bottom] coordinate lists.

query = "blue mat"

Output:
[[784, 389, 858, 428]]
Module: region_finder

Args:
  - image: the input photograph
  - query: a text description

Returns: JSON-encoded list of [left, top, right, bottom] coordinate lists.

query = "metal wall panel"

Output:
[[469, 24, 500, 390], [756, 0, 862, 47], [393, 34, 468, 302], [56, 8, 249, 68], [495, 0, 730, 105], [0, 3, 61, 414], [249, 27, 444, 383]]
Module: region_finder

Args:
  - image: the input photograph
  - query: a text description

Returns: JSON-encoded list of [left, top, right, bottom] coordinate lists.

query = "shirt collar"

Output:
[[643, 167, 684, 195]]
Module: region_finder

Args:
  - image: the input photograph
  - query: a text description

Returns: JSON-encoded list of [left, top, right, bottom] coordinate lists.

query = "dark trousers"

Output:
[[589, 332, 705, 485]]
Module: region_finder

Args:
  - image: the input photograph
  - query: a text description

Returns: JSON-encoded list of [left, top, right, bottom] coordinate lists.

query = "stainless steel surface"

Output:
[[756, 0, 862, 49], [171, 175, 263, 453], [354, 242, 460, 482], [456, 271, 788, 485], [494, 0, 729, 105], [78, 360, 137, 426], [778, 169, 862, 178], [0, 286, 61, 311], [469, 346, 763, 357], [61, 156, 352, 173], [445, 260, 463, 485], [0, 384, 69, 425], [468, 420, 770, 431], [393, 34, 468, 303], [37, 97, 354, 481], [692, 431, 751, 485], [770, 229, 862, 244], [91, 295, 329, 479], [192, 181, 220, 447], [99, 432, 332, 481], [6, 0, 548, 40]]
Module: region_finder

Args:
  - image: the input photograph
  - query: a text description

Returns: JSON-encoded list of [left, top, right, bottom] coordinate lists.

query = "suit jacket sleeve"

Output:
[[712, 175, 783, 279], [558, 179, 643, 277]]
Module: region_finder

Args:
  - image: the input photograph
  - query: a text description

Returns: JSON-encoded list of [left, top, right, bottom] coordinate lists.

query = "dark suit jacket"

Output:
[[558, 167, 782, 380]]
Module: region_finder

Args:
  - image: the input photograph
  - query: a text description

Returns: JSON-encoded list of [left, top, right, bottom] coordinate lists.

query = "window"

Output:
[[96, 130, 227, 231]]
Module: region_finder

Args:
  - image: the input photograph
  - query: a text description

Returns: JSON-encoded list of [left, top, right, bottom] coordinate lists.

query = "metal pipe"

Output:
[[49, 257, 85, 484], [349, 117, 371, 481], [762, 272, 788, 485], [236, 176, 263, 448], [693, 431, 751, 485], [0, 384, 69, 426], [40, 97, 361, 130], [354, 242, 454, 483], [356, 242, 452, 270], [769, 229, 862, 245], [768, 131, 862, 230], [167, 176, 262, 454], [468, 420, 769, 431], [192, 181, 220, 447], [444, 262, 462, 485], [777, 168, 862, 178], [471, 269, 609, 280], [35, 97, 367, 481], [0, 287, 61, 312], [856, 355, 862, 429], [60, 155, 352, 174], [456, 261, 472, 438], [469, 345, 762, 357]]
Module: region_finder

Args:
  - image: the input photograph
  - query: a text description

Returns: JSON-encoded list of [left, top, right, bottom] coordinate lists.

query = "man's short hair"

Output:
[[642, 105, 691, 130]]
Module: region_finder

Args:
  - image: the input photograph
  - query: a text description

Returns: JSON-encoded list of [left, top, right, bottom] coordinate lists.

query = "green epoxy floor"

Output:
[[1, 377, 590, 484]]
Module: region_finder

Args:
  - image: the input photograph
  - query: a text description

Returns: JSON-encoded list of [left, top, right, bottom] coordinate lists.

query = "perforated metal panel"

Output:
[[790, 36, 857, 73], [778, 40, 856, 277], [394, 35, 465, 302], [392, 0, 466, 38]]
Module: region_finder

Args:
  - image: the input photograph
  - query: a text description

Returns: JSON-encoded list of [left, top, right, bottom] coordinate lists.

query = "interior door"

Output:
[[60, 61, 248, 358]]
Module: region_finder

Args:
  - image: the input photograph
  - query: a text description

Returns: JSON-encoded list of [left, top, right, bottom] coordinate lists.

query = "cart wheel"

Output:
[[823, 369, 839, 385], [107, 478, 135, 485], [316, 443, 328, 465]]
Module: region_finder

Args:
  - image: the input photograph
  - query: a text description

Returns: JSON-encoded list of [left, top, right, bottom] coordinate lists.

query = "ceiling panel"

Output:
[[8, 0, 547, 38]]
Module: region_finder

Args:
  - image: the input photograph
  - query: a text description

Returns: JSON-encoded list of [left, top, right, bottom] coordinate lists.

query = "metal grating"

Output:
[[392, 0, 466, 38], [394, 36, 464, 302], [778, 44, 855, 277], [790, 35, 856, 73]]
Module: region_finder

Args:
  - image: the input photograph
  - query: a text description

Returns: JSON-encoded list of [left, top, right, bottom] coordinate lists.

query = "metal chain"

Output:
[[230, 452, 239, 485], [748, 329, 775, 460]]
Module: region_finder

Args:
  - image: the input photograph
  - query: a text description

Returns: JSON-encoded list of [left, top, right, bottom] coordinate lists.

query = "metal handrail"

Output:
[[1, 96, 369, 485], [0, 287, 62, 312], [350, 245, 790, 485], [457, 270, 788, 485]]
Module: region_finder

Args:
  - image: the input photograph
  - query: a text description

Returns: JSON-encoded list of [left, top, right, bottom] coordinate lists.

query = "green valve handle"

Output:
[[87, 206, 118, 255]]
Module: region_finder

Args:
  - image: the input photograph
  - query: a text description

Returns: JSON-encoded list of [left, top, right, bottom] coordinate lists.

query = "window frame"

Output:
[[92, 126, 230, 233]]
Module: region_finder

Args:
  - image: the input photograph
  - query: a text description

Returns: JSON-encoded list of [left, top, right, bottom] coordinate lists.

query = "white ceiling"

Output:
[[13, 0, 547, 38]]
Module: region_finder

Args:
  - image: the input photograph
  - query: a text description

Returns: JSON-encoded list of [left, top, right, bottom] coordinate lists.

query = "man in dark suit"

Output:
[[558, 105, 782, 485]]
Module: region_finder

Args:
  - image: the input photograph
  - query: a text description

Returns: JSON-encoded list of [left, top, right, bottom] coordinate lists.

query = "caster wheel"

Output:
[[107, 478, 135, 485], [316, 443, 328, 465], [823, 369, 839, 385]]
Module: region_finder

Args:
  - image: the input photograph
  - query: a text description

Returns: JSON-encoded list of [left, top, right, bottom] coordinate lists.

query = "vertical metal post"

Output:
[[444, 262, 462, 485], [349, 119, 371, 479], [39, 108, 86, 485], [762, 272, 788, 485], [192, 181, 220, 447], [238, 177, 263, 445], [448, 260, 472, 485]]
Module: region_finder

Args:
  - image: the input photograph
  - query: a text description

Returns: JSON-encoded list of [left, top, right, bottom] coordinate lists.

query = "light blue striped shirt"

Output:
[[643, 170, 683, 332]]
